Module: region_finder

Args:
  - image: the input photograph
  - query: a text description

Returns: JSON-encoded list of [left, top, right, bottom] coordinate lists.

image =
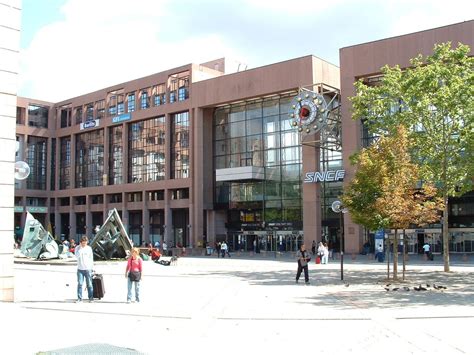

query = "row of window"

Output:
[[58, 72, 190, 128], [16, 112, 190, 190]]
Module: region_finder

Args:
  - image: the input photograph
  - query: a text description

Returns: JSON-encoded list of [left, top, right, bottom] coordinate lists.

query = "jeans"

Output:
[[77, 269, 93, 300], [296, 262, 309, 282], [127, 278, 141, 302], [322, 255, 329, 264]]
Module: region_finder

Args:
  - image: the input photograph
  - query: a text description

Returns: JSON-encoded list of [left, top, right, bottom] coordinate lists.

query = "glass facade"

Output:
[[109, 125, 123, 185], [171, 112, 190, 179], [59, 137, 71, 190], [214, 95, 302, 228], [26, 136, 47, 190], [75, 130, 104, 188], [128, 117, 166, 183], [28, 104, 48, 128]]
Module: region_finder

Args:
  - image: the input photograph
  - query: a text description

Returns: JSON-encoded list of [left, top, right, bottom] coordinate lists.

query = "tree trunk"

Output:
[[402, 230, 406, 281], [393, 229, 398, 279], [443, 194, 450, 272]]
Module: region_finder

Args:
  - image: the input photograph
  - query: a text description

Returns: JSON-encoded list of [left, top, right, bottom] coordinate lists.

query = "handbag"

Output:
[[128, 271, 141, 282]]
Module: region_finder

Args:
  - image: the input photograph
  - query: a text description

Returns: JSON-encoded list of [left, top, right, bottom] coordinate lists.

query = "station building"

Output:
[[14, 20, 474, 254]]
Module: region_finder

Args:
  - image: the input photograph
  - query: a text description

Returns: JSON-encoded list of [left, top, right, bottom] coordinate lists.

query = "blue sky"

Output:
[[19, 0, 473, 102]]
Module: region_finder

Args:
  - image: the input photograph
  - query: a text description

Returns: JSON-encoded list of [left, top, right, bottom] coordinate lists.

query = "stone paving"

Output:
[[2, 254, 473, 354]]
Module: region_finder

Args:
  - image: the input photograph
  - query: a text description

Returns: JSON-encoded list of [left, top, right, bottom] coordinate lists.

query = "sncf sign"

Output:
[[304, 170, 345, 183]]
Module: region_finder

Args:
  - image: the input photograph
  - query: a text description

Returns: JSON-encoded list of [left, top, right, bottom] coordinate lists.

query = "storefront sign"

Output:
[[304, 169, 345, 183], [112, 113, 131, 124], [80, 119, 100, 130]]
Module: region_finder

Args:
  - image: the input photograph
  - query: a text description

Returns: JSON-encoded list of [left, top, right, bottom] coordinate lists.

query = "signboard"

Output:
[[80, 119, 100, 130], [304, 170, 345, 183], [112, 113, 131, 124], [26, 206, 48, 213]]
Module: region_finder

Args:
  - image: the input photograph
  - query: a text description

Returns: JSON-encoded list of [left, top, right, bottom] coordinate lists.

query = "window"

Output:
[[171, 188, 189, 200], [153, 84, 166, 106], [148, 190, 164, 201], [74, 106, 83, 125], [107, 89, 124, 116], [108, 193, 122, 203], [128, 116, 166, 183], [140, 88, 150, 109], [59, 105, 72, 128], [171, 112, 189, 179], [178, 76, 189, 101], [127, 92, 136, 112], [59, 137, 71, 189], [75, 129, 104, 188], [109, 126, 123, 185], [96, 100, 105, 120], [169, 71, 189, 104], [26, 136, 47, 190], [28, 104, 49, 128], [85, 103, 94, 121]]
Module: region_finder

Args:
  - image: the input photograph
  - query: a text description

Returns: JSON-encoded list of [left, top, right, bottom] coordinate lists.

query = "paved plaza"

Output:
[[1, 254, 473, 354]]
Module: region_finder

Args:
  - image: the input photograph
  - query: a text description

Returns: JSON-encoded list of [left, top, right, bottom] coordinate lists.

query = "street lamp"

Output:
[[331, 200, 348, 281]]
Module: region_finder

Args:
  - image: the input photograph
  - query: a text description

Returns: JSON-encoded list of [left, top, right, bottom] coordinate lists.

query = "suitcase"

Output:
[[316, 256, 321, 264], [92, 274, 105, 299]]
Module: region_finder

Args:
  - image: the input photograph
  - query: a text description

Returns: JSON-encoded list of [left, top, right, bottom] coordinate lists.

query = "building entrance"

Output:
[[228, 231, 303, 252]]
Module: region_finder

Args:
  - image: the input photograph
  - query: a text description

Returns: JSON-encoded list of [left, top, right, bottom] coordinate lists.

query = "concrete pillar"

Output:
[[0, 0, 21, 302]]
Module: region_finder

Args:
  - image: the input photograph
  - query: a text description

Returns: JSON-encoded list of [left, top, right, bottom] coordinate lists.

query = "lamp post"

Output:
[[331, 200, 348, 281]]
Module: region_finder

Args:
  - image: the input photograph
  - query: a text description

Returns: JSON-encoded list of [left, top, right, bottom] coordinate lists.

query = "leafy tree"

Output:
[[350, 43, 474, 272], [342, 126, 443, 279]]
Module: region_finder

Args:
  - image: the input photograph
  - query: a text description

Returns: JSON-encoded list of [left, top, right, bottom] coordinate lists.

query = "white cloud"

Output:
[[19, 0, 245, 102], [387, 0, 474, 37], [18, 0, 474, 102]]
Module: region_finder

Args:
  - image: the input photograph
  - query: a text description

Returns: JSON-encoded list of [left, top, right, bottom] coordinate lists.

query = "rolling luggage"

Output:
[[92, 273, 105, 299]]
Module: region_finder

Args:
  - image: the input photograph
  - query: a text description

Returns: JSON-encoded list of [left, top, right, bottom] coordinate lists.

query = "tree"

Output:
[[350, 43, 474, 272], [342, 126, 443, 279]]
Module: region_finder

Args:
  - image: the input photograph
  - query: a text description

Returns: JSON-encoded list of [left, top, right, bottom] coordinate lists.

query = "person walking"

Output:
[[221, 241, 231, 257], [311, 240, 316, 255], [125, 247, 143, 303], [295, 244, 311, 285], [162, 241, 168, 256], [75, 236, 94, 303], [322, 242, 329, 264], [423, 242, 432, 260]]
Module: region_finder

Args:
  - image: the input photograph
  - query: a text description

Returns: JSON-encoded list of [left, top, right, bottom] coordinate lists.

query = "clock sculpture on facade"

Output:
[[289, 90, 328, 134]]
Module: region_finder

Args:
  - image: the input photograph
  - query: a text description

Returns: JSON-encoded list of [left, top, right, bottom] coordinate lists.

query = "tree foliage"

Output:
[[342, 126, 444, 278], [349, 43, 473, 271]]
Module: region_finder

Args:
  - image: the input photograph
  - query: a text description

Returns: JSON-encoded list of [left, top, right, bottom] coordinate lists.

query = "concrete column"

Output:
[[69, 204, 76, 240], [142, 193, 150, 244], [302, 134, 322, 248], [0, 0, 21, 302], [86, 195, 92, 238], [164, 190, 172, 245]]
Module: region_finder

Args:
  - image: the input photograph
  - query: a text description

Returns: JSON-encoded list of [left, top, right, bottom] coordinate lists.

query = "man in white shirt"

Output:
[[75, 236, 94, 302], [423, 242, 431, 260]]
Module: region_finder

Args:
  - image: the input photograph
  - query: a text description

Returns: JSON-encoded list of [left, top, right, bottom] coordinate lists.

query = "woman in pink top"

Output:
[[125, 247, 143, 303]]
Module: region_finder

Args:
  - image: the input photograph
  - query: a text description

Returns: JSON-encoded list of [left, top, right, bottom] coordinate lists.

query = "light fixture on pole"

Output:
[[15, 141, 30, 180], [331, 200, 348, 281]]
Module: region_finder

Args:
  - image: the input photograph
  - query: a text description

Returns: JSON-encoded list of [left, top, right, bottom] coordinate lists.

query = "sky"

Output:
[[19, 0, 473, 102]]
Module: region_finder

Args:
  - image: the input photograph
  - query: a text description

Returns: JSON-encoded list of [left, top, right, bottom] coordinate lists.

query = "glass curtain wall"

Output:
[[128, 116, 166, 183], [171, 112, 190, 179], [26, 136, 47, 190], [59, 137, 71, 189], [213, 94, 302, 228], [75, 129, 104, 188], [109, 125, 123, 185]]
